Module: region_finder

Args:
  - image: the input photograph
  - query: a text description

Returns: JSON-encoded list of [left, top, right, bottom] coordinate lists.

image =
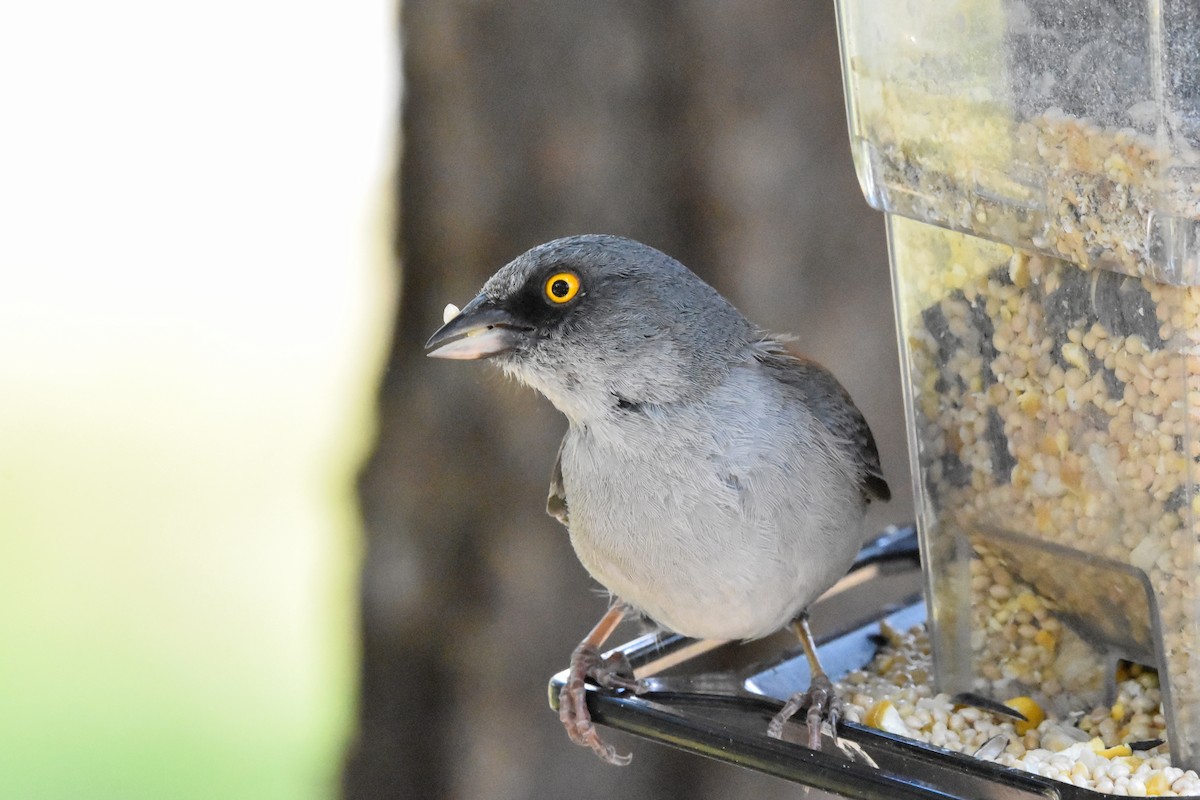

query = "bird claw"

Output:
[[558, 643, 646, 765], [767, 673, 841, 750], [590, 649, 646, 693]]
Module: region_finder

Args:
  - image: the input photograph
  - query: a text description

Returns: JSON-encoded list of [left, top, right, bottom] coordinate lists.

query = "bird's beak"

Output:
[[425, 293, 531, 360]]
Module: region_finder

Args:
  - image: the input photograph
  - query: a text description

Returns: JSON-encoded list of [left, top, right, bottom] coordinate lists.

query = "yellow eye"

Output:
[[544, 271, 581, 304]]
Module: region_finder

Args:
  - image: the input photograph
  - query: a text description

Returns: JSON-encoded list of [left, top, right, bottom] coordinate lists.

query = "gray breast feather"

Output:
[[549, 372, 869, 640], [545, 339, 889, 533]]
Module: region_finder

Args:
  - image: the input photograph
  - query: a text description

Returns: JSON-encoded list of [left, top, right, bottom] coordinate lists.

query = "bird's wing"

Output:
[[547, 435, 570, 526], [754, 341, 892, 503]]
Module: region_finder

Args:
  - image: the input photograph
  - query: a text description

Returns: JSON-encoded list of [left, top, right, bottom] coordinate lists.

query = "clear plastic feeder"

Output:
[[835, 0, 1200, 768]]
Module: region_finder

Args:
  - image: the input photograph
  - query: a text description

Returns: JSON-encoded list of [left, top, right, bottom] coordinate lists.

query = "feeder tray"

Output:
[[548, 528, 1199, 799]]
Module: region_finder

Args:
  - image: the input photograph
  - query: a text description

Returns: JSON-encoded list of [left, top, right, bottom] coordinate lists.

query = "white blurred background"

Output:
[[0, 3, 396, 797]]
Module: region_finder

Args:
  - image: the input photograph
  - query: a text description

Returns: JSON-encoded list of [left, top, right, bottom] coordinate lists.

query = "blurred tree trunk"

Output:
[[343, 1, 905, 798]]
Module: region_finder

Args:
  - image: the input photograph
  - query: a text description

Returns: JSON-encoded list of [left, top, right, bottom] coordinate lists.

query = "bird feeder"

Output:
[[835, 0, 1200, 772]]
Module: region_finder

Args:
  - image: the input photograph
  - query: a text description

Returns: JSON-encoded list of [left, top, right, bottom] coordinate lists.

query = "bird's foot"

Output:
[[558, 642, 647, 765], [767, 673, 841, 750]]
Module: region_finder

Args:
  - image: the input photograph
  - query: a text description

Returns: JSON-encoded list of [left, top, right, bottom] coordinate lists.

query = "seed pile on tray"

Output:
[[838, 622, 1200, 796]]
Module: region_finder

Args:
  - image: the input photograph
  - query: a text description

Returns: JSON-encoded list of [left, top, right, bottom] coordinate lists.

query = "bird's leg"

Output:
[[559, 604, 647, 765], [767, 613, 841, 750]]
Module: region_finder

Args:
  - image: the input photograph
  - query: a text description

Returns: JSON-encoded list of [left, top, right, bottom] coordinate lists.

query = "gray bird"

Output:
[[425, 234, 890, 764]]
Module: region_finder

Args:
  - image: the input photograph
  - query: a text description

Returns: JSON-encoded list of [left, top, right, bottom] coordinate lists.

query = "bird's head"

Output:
[[426, 235, 757, 422]]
